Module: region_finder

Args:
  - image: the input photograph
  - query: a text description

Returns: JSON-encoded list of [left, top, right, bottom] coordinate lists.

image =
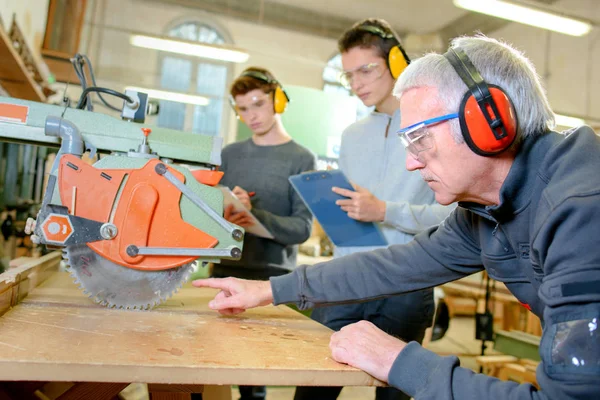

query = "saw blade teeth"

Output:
[[65, 244, 193, 310]]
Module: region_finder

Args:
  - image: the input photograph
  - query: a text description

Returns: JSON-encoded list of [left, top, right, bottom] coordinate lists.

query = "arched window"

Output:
[[158, 21, 230, 136], [322, 53, 372, 121]]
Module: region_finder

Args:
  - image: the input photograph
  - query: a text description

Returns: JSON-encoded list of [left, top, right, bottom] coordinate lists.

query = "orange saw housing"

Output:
[[58, 155, 219, 271]]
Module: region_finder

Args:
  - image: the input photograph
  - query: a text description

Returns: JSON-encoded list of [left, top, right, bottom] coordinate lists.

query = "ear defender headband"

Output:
[[234, 70, 290, 115], [356, 25, 410, 79], [444, 47, 518, 156]]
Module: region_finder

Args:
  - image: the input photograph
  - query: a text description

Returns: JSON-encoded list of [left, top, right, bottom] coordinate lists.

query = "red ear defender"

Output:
[[460, 85, 518, 156], [445, 47, 519, 157]]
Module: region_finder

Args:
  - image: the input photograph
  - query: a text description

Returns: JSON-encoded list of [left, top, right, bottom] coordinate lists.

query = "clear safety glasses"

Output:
[[339, 62, 385, 89], [397, 113, 459, 159]]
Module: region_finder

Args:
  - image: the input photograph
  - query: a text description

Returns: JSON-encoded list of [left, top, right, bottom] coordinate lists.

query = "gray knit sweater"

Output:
[[214, 139, 316, 276]]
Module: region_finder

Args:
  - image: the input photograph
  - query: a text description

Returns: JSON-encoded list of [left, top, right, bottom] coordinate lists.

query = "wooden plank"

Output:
[[497, 363, 538, 388], [475, 355, 518, 377], [150, 393, 191, 400], [0, 272, 381, 387], [148, 384, 204, 393], [475, 355, 518, 366], [526, 312, 542, 336], [38, 382, 74, 399], [147, 384, 209, 400], [202, 385, 232, 400], [502, 303, 522, 331], [519, 358, 539, 370], [0, 251, 61, 316], [56, 382, 129, 400], [442, 281, 518, 304], [147, 382, 208, 400], [443, 277, 543, 333], [8, 257, 35, 269], [0, 24, 45, 102]]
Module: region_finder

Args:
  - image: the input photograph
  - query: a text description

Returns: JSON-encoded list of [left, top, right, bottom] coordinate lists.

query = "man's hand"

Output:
[[329, 320, 406, 382], [333, 184, 386, 222], [232, 186, 253, 210], [224, 204, 255, 228], [192, 277, 273, 315]]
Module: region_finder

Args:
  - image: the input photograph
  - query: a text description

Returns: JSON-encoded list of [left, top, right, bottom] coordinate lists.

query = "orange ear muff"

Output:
[[355, 25, 410, 80], [460, 85, 517, 156], [273, 86, 289, 114], [445, 47, 518, 157], [238, 70, 289, 115]]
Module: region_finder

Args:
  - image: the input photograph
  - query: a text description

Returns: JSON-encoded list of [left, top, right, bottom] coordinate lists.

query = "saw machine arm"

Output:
[[0, 98, 244, 309]]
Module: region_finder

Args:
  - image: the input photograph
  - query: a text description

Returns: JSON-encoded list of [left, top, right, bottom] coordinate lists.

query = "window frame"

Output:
[[157, 17, 234, 138], [42, 0, 88, 59]]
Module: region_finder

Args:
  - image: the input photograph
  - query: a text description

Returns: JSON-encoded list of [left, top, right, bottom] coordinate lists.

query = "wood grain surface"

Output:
[[0, 272, 381, 387]]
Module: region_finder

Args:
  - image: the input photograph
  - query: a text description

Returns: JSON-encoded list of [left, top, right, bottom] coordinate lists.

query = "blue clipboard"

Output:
[[289, 170, 387, 247]]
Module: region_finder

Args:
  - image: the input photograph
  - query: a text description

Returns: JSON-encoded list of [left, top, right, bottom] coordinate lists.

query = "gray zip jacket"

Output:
[[336, 109, 454, 257], [271, 126, 600, 399]]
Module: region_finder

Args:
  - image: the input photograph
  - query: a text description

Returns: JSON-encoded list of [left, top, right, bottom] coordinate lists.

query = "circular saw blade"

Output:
[[64, 244, 193, 310]]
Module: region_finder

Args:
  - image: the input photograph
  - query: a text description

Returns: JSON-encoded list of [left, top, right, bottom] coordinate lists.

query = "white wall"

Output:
[[0, 0, 50, 58], [73, 0, 337, 142], [489, 0, 600, 123], [80, 0, 336, 89]]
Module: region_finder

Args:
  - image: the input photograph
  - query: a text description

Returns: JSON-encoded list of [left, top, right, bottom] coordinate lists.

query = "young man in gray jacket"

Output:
[[214, 67, 316, 400], [295, 19, 453, 400], [194, 36, 600, 400]]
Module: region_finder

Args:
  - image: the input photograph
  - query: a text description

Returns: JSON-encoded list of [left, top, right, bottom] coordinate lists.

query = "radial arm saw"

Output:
[[0, 96, 244, 309]]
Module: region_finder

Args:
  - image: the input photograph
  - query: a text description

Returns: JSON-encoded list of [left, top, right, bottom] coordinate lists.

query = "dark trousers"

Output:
[[294, 290, 435, 400]]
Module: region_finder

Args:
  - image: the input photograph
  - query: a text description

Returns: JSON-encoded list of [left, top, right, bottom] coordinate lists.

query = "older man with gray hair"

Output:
[[194, 35, 600, 400]]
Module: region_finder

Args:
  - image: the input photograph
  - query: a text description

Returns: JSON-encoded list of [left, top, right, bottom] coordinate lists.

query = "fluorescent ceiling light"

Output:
[[555, 114, 585, 128], [130, 34, 249, 63], [454, 0, 592, 37], [126, 86, 210, 106]]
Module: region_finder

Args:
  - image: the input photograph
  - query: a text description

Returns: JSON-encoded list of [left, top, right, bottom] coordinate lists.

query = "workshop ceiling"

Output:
[[150, 0, 560, 45], [269, 0, 467, 34]]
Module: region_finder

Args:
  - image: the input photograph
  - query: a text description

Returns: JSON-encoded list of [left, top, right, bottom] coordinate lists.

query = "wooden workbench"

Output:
[[0, 253, 380, 399]]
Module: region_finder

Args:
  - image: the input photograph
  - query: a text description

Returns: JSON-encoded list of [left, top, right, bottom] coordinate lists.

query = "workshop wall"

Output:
[[77, 0, 600, 139], [3, 0, 597, 142], [72, 0, 337, 143], [80, 0, 337, 89], [0, 0, 50, 57]]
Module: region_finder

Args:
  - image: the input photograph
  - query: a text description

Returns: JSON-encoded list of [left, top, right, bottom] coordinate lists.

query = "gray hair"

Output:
[[393, 35, 555, 144]]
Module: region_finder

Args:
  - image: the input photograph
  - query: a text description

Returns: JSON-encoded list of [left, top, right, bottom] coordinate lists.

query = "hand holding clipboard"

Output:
[[219, 186, 274, 239], [289, 170, 387, 247], [332, 183, 387, 223]]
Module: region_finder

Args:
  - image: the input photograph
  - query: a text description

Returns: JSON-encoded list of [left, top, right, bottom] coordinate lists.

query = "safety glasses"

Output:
[[339, 62, 385, 89], [397, 113, 459, 158]]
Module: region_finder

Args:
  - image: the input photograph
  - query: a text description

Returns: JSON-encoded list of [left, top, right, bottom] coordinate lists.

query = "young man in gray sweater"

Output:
[[213, 67, 316, 400], [194, 36, 600, 400], [295, 19, 454, 400]]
